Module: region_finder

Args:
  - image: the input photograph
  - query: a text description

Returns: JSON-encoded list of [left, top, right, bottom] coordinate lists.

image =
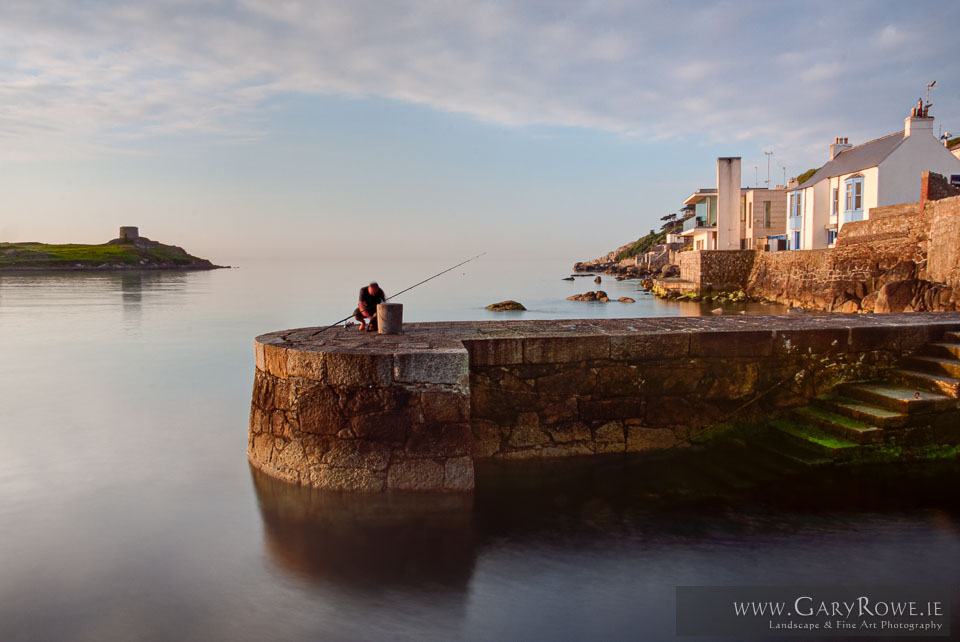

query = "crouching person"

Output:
[[354, 282, 386, 332]]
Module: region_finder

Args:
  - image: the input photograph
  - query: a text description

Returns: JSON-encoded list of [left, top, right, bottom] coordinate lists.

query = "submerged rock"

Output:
[[619, 297, 635, 303], [486, 300, 526, 311]]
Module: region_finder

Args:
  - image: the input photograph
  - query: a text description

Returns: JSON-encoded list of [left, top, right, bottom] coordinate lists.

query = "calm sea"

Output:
[[1, 258, 957, 641]]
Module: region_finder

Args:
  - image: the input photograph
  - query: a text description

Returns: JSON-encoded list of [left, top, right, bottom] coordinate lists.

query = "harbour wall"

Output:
[[746, 174, 960, 312], [248, 314, 960, 492]]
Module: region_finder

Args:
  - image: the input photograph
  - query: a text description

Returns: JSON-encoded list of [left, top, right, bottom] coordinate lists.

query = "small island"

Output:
[[0, 227, 225, 271]]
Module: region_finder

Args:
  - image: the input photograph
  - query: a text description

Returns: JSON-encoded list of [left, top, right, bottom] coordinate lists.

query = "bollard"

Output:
[[377, 303, 403, 334]]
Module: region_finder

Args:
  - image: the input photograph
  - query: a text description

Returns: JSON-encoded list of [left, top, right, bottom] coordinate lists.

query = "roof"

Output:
[[683, 186, 775, 205], [797, 131, 905, 190], [682, 188, 716, 205]]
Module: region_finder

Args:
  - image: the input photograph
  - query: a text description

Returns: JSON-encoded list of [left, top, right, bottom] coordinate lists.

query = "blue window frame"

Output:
[[827, 229, 838, 245]]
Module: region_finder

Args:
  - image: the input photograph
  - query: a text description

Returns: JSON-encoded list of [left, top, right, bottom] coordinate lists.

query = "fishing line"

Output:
[[314, 252, 486, 335]]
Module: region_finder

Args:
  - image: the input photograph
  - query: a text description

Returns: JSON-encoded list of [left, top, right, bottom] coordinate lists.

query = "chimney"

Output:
[[830, 136, 852, 160], [905, 105, 934, 138], [716, 157, 741, 251]]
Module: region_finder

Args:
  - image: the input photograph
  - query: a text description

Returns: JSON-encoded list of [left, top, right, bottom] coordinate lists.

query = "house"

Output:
[[680, 187, 718, 251], [679, 157, 787, 250], [743, 187, 787, 250], [786, 103, 960, 250]]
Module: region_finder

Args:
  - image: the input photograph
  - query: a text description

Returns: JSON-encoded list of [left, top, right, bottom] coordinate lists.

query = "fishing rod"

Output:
[[314, 252, 487, 335]]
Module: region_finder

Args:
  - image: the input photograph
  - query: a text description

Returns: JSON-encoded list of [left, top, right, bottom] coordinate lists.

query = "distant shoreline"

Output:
[[0, 264, 227, 272], [0, 236, 227, 271]]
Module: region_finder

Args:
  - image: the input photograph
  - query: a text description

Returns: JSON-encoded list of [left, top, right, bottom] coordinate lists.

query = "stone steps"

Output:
[[813, 394, 908, 428], [921, 342, 960, 360], [903, 355, 960, 379], [890, 369, 960, 398], [768, 419, 858, 463], [755, 330, 960, 466], [834, 382, 956, 414], [790, 406, 884, 444]]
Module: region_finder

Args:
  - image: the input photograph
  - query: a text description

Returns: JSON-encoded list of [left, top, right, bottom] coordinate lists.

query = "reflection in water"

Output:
[[119, 271, 143, 320], [252, 444, 960, 639], [251, 466, 477, 593], [0, 269, 192, 331], [2, 260, 957, 640]]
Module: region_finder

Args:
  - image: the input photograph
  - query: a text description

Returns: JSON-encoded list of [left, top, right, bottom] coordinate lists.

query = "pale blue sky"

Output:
[[2, 0, 959, 261]]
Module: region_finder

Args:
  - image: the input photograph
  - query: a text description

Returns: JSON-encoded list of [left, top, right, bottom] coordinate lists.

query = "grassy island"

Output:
[[0, 235, 224, 270]]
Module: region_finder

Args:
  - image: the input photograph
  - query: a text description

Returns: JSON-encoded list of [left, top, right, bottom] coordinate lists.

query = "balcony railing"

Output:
[[788, 215, 802, 230], [842, 210, 863, 224], [829, 213, 838, 225], [682, 216, 709, 232]]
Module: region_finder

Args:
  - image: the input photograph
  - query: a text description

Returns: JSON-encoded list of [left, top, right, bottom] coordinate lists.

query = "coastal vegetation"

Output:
[[795, 167, 819, 184], [0, 238, 221, 270], [612, 210, 692, 262]]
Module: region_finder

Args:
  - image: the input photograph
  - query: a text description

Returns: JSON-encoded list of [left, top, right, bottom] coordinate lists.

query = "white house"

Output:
[[786, 104, 960, 250]]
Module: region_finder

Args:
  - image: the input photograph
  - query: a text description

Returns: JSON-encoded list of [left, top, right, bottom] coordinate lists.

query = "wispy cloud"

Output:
[[2, 0, 958, 165]]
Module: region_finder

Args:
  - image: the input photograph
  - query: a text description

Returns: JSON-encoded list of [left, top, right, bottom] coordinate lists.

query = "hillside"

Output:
[[0, 236, 224, 270]]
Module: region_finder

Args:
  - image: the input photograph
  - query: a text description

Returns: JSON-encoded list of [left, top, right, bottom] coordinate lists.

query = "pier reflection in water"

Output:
[[252, 443, 960, 641], [251, 467, 476, 593]]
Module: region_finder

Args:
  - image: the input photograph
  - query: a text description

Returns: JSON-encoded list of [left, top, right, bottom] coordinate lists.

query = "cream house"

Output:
[[787, 105, 960, 250]]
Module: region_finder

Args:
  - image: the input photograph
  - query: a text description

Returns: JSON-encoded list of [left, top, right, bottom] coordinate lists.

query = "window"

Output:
[[832, 188, 838, 216], [763, 201, 771, 228], [747, 201, 752, 228], [845, 176, 863, 212], [790, 191, 804, 218], [827, 229, 838, 245], [740, 196, 746, 224], [793, 230, 801, 250]]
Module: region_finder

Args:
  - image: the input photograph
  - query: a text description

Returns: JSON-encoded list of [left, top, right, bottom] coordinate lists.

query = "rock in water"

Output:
[[619, 297, 635, 303], [710, 307, 723, 315], [562, 276, 575, 281], [596, 291, 608, 299], [486, 300, 526, 311], [594, 276, 602, 283]]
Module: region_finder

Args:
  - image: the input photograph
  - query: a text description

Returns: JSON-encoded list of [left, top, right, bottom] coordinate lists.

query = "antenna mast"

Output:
[[925, 80, 936, 116], [764, 150, 774, 188]]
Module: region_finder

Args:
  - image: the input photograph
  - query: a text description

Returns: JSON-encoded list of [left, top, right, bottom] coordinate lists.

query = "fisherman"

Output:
[[354, 282, 386, 332]]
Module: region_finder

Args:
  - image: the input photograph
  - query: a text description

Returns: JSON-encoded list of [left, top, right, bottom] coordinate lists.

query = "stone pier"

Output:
[[249, 313, 960, 492]]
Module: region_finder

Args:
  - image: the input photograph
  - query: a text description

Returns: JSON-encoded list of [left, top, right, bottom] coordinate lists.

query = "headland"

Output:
[[0, 226, 225, 271]]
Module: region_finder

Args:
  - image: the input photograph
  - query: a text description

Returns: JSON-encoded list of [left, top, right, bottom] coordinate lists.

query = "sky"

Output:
[[2, 0, 959, 262]]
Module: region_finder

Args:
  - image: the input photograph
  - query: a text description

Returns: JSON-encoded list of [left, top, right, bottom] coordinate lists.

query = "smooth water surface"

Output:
[[0, 259, 956, 641]]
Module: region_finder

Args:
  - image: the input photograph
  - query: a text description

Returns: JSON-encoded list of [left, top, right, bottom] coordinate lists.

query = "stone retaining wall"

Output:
[[679, 250, 756, 291], [747, 173, 960, 312], [927, 194, 960, 291], [249, 314, 960, 492]]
